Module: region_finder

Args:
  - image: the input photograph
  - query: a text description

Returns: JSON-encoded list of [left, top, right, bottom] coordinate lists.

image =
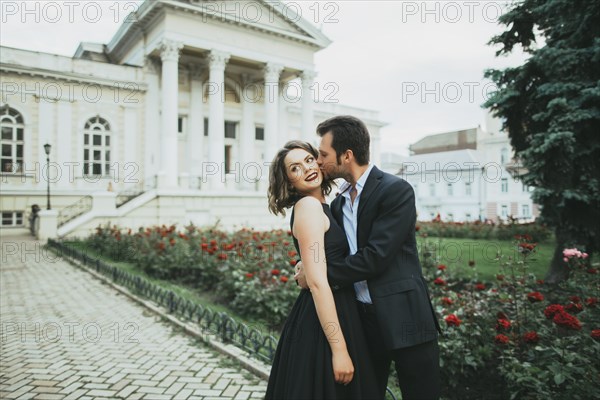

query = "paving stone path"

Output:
[[0, 233, 268, 400]]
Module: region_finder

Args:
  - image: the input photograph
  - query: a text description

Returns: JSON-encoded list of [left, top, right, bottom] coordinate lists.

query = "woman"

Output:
[[265, 141, 379, 400]]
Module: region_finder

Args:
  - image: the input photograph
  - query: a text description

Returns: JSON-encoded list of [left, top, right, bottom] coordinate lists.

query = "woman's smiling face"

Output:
[[284, 148, 323, 195]]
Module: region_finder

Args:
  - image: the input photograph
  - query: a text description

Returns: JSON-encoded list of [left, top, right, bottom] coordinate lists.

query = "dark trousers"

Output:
[[358, 304, 441, 400]]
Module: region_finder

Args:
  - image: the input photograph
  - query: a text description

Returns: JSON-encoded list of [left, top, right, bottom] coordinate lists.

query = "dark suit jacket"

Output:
[[327, 166, 441, 350]]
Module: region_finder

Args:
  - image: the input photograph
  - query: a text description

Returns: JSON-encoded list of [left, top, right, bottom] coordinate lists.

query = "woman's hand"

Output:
[[332, 350, 354, 385]]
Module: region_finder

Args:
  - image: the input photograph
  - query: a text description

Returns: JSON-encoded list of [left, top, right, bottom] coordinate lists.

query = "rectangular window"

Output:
[[465, 213, 471, 221], [178, 116, 187, 135], [522, 204, 530, 217], [501, 205, 508, 218], [447, 213, 454, 221], [465, 182, 472, 196], [501, 178, 508, 193], [429, 183, 435, 197], [225, 121, 236, 138], [225, 145, 232, 173], [1, 211, 24, 227], [204, 118, 208, 137], [255, 126, 264, 141], [447, 183, 453, 196]]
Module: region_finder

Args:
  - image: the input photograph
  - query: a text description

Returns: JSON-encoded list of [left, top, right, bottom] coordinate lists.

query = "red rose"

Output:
[[591, 329, 600, 341], [437, 264, 447, 271], [527, 291, 544, 302], [444, 314, 462, 327], [585, 297, 598, 307], [434, 277, 446, 286], [565, 303, 584, 314], [288, 250, 298, 257], [497, 311, 509, 320], [475, 283, 486, 291], [217, 253, 228, 260], [496, 274, 505, 281], [289, 260, 297, 267], [569, 296, 581, 303], [441, 297, 453, 306], [280, 276, 289, 283], [536, 279, 544, 285], [544, 304, 564, 319], [494, 334, 510, 345], [586, 268, 598, 274], [523, 331, 539, 344], [271, 269, 280, 276], [552, 310, 582, 331], [496, 319, 511, 331], [210, 239, 217, 245], [245, 273, 254, 279], [201, 243, 209, 250]]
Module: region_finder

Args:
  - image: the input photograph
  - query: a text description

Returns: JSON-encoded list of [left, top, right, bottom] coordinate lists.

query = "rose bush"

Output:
[[85, 225, 597, 399]]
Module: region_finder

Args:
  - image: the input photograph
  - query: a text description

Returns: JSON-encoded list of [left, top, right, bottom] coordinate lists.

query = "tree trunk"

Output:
[[544, 230, 570, 284]]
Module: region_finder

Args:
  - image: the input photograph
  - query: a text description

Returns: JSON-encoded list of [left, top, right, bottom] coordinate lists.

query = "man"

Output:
[[295, 115, 441, 400]]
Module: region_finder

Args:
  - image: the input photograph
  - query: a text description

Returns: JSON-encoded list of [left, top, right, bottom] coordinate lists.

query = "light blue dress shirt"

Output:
[[339, 163, 374, 304]]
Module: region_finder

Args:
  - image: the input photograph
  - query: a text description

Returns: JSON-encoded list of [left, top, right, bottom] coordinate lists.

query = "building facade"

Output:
[[400, 114, 539, 223], [0, 0, 385, 236]]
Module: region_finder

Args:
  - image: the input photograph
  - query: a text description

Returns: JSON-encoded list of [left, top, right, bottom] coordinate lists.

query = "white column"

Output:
[[158, 39, 183, 188], [188, 64, 204, 189], [240, 74, 255, 190], [371, 134, 381, 167], [263, 63, 283, 161], [143, 56, 160, 189], [207, 50, 230, 189], [123, 106, 137, 190], [38, 100, 54, 189], [301, 70, 316, 144], [55, 100, 72, 189], [278, 88, 288, 146]]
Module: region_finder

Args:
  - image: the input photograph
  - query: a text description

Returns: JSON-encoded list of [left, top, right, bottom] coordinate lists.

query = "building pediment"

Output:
[[105, 0, 330, 64]]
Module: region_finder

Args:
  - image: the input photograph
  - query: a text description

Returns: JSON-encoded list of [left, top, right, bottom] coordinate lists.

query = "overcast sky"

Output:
[[0, 0, 528, 155]]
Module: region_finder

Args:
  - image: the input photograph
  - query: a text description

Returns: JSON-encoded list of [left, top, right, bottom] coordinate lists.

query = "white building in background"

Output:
[[0, 0, 385, 236], [399, 113, 539, 223]]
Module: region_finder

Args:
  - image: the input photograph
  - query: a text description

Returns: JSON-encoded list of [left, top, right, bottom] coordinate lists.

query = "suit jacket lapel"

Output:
[[357, 166, 383, 222]]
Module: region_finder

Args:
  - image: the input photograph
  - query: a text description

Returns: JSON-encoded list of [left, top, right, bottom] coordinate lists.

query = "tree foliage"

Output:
[[484, 0, 600, 282]]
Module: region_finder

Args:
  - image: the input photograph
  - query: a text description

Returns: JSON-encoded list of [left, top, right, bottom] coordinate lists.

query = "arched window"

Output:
[[0, 106, 24, 173], [83, 116, 111, 176]]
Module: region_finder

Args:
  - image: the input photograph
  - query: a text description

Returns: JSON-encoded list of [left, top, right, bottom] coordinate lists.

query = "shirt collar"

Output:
[[339, 163, 374, 198]]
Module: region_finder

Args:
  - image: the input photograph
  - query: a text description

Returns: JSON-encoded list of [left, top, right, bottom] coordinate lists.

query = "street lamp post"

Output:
[[44, 143, 51, 210]]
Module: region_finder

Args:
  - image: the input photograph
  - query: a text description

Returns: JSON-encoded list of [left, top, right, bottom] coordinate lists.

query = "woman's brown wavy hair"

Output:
[[268, 140, 333, 216]]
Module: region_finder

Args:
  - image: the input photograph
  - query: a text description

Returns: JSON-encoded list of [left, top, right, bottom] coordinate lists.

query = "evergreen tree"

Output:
[[484, 0, 600, 282]]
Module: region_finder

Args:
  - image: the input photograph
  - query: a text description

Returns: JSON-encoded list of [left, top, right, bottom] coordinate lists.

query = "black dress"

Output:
[[265, 204, 380, 400]]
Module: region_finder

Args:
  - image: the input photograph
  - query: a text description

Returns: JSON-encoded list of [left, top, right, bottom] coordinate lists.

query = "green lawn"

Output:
[[417, 236, 554, 281]]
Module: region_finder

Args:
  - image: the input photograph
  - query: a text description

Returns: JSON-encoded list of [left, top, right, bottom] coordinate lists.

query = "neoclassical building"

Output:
[[399, 113, 539, 223], [0, 0, 385, 236]]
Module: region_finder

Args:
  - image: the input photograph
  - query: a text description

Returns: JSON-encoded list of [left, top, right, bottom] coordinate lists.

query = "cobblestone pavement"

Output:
[[0, 233, 268, 400]]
